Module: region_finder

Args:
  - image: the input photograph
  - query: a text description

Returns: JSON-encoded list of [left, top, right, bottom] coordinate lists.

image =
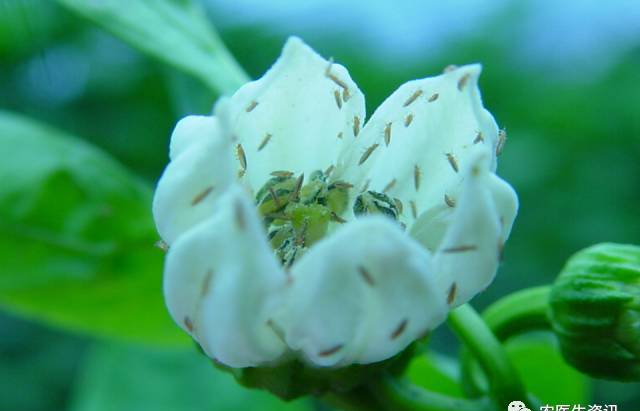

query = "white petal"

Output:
[[163, 185, 287, 367], [226, 36, 365, 192], [273, 216, 448, 367], [429, 149, 518, 307], [334, 65, 498, 227], [152, 117, 235, 244], [168, 115, 217, 161]]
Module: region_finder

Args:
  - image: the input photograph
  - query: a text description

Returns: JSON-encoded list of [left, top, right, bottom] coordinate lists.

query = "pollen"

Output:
[[428, 93, 439, 102], [414, 165, 421, 191], [353, 116, 361, 137], [474, 131, 484, 144]]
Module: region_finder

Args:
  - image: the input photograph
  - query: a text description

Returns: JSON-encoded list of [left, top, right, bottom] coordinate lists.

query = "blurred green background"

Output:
[[0, 0, 639, 410]]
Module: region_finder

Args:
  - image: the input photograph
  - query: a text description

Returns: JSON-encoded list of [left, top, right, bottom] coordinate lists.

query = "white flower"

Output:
[[152, 37, 518, 368]]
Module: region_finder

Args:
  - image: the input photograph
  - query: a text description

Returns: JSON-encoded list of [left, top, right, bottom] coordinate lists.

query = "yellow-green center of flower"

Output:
[[256, 170, 401, 268]]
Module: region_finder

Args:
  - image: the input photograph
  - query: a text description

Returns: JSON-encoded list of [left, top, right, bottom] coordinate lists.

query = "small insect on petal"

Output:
[[257, 133, 272, 151], [236, 144, 247, 171], [191, 185, 214, 206], [332, 181, 354, 189], [353, 116, 361, 137], [201, 269, 214, 297], [414, 165, 421, 191], [443, 64, 458, 73], [358, 265, 375, 286], [290, 173, 305, 201], [442, 245, 478, 253], [155, 240, 169, 252], [383, 178, 396, 193], [393, 198, 404, 215], [342, 88, 351, 102], [324, 164, 335, 176], [473, 131, 484, 144], [268, 187, 282, 208], [318, 344, 343, 357], [496, 129, 507, 156], [428, 93, 439, 102], [360, 179, 371, 193], [446, 153, 459, 173], [333, 90, 342, 109], [403, 89, 423, 107], [410, 200, 418, 219], [184, 316, 194, 332], [404, 113, 414, 127], [271, 170, 294, 178], [245, 100, 258, 112], [447, 283, 457, 305], [330, 211, 347, 223], [384, 122, 392, 146], [234, 199, 246, 229], [457, 73, 471, 91], [359, 143, 379, 165], [391, 319, 408, 340], [444, 194, 456, 208]]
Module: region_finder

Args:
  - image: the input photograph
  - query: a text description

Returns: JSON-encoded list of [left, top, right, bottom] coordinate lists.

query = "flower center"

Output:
[[256, 170, 401, 268], [255, 170, 349, 268]]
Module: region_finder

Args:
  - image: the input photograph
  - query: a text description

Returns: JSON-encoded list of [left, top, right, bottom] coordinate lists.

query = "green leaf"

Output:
[[406, 351, 465, 398], [69, 343, 311, 411], [56, 0, 249, 94], [506, 334, 590, 405], [0, 110, 186, 346]]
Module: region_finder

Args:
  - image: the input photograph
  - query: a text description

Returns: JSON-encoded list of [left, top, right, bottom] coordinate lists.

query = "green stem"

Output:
[[448, 304, 527, 408], [459, 287, 552, 398], [483, 286, 552, 340], [368, 378, 493, 411]]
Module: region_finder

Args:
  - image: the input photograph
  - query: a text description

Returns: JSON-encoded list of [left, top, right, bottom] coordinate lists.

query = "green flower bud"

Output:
[[549, 243, 640, 381]]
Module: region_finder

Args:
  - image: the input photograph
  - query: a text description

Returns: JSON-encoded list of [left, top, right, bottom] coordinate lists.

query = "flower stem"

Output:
[[447, 304, 527, 408], [482, 286, 552, 339], [367, 377, 493, 411], [459, 287, 552, 397]]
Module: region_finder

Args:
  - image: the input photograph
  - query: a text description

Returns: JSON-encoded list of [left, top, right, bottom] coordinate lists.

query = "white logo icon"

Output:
[[508, 401, 531, 411]]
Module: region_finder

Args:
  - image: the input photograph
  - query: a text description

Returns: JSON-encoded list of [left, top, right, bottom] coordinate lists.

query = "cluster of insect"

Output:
[[255, 170, 399, 268]]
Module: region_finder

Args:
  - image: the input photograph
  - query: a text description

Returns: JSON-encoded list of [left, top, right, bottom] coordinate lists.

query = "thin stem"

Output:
[[483, 286, 552, 340], [448, 304, 527, 408], [459, 286, 553, 397], [368, 377, 493, 411]]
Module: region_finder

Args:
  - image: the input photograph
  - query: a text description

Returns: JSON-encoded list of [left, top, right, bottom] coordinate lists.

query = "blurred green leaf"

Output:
[[506, 335, 590, 405], [0, 110, 186, 346], [56, 0, 249, 94], [69, 343, 311, 411], [406, 351, 464, 398]]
